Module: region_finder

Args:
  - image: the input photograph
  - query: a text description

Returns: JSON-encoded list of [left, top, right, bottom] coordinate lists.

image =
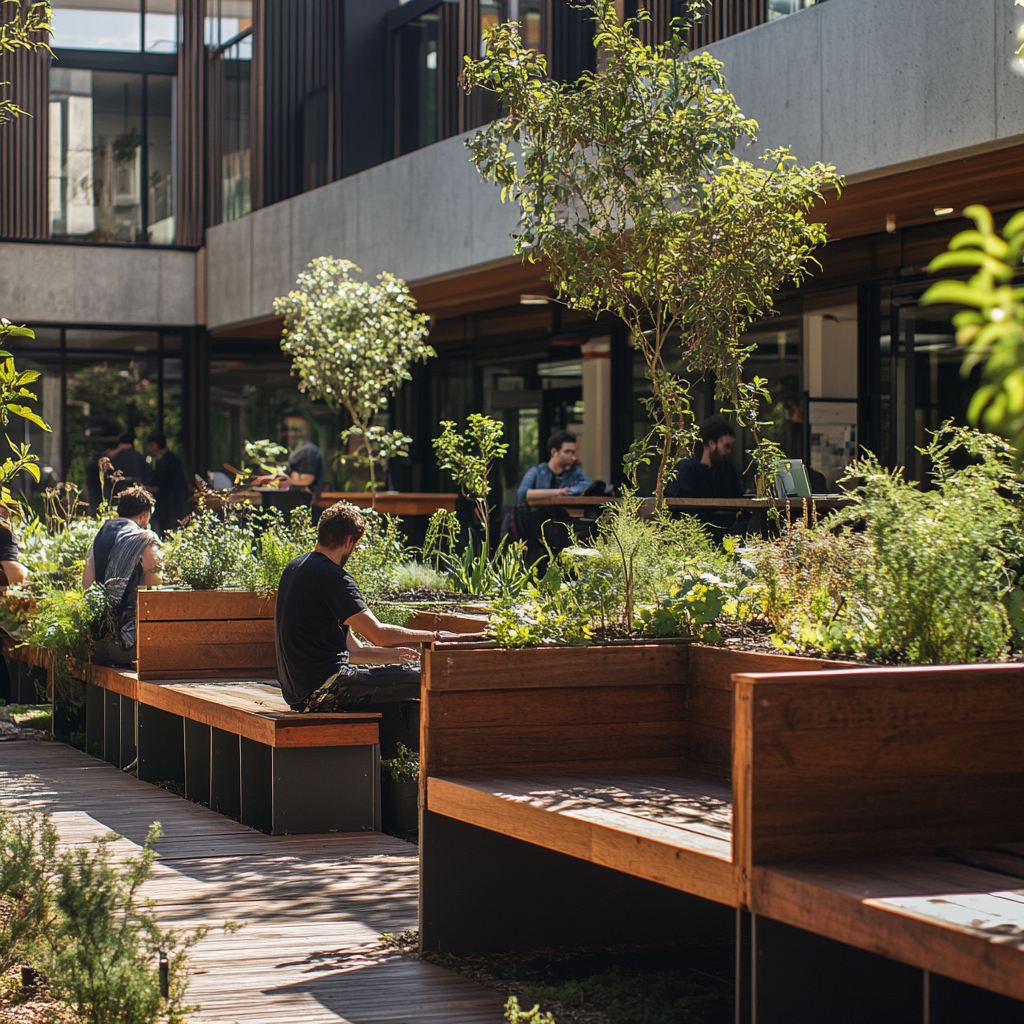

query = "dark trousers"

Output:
[[300, 664, 421, 758]]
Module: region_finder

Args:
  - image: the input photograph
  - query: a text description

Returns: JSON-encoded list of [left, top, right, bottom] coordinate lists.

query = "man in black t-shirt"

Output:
[[287, 440, 325, 507], [147, 432, 190, 535], [276, 503, 470, 745]]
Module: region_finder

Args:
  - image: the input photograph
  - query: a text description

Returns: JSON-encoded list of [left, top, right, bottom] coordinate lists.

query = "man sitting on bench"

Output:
[[275, 502, 464, 747]]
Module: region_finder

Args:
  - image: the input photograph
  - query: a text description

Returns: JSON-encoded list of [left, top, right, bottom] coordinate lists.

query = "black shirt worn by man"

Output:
[[275, 551, 367, 709], [109, 446, 149, 487], [665, 456, 745, 500], [0, 524, 19, 565], [151, 449, 189, 533], [288, 442, 326, 503]]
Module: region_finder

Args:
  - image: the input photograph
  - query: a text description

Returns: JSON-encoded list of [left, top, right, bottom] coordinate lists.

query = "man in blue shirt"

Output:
[[517, 431, 590, 504]]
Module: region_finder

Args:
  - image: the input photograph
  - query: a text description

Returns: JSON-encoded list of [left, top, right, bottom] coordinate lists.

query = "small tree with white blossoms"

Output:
[[275, 258, 435, 501]]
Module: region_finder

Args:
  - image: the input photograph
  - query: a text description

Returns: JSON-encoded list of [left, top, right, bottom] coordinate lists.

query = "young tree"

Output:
[[462, 0, 841, 502], [433, 414, 509, 555], [1, 0, 53, 128], [275, 258, 435, 502]]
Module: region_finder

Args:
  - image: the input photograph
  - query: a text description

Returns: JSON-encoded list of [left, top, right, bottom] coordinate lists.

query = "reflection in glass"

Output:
[[147, 75, 175, 242], [520, 0, 543, 52], [767, 0, 820, 20], [220, 38, 251, 222], [6, 349, 63, 488], [49, 69, 175, 243], [478, 0, 507, 123], [65, 329, 158, 351], [205, 0, 253, 49], [144, 0, 177, 52], [52, 0, 141, 52], [395, 10, 440, 157]]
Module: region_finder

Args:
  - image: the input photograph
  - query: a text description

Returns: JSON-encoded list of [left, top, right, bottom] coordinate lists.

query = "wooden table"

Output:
[[666, 495, 854, 513], [318, 492, 458, 515]]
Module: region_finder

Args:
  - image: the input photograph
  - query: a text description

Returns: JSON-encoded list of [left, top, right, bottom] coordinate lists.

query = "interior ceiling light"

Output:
[[520, 294, 551, 305], [933, 207, 955, 216]]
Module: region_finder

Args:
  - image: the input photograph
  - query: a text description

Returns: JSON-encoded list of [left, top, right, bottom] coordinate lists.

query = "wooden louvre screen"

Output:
[[633, 0, 768, 48], [0, 5, 50, 241], [176, 0, 205, 246]]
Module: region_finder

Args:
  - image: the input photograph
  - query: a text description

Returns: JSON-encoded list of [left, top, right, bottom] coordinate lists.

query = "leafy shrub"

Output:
[[239, 506, 316, 597], [0, 812, 210, 1024], [381, 742, 419, 783], [160, 506, 253, 590], [635, 575, 730, 642], [488, 561, 595, 648], [505, 997, 554, 1024]]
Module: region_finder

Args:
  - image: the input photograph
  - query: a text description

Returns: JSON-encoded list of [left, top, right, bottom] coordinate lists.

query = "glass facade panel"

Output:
[[144, 0, 178, 53], [49, 69, 175, 243], [219, 39, 252, 222], [768, 0, 821, 20], [13, 351, 63, 491], [52, 0, 142, 52], [147, 74, 176, 242], [478, 0, 508, 123], [520, 0, 543, 51], [205, 0, 253, 49], [65, 329, 158, 351], [395, 10, 440, 157]]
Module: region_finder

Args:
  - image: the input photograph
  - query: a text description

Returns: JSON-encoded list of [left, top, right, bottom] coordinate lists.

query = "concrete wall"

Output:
[[203, 0, 1024, 332], [204, 133, 521, 331], [0, 243, 197, 326], [706, 0, 1024, 179]]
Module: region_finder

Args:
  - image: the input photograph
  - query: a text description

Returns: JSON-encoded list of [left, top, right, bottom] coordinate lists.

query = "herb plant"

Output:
[[381, 742, 419, 783], [240, 506, 316, 597], [160, 506, 253, 590]]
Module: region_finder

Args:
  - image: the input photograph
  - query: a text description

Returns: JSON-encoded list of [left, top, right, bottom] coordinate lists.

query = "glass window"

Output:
[[49, 69, 175, 244], [219, 37, 251, 222], [478, 0, 508, 123], [147, 74, 175, 242], [52, 0, 141, 52], [66, 329, 158, 352], [768, 0, 821, 20], [520, 0, 543, 52], [395, 10, 440, 157], [6, 348, 63, 489], [144, 0, 178, 53], [205, 0, 253, 49]]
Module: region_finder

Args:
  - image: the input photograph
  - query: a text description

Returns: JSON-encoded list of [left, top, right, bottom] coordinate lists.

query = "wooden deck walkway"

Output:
[[0, 741, 505, 1024]]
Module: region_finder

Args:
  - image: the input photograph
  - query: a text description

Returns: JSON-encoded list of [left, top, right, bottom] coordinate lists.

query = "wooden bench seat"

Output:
[[749, 849, 1024, 1017], [80, 663, 382, 835], [428, 772, 734, 904]]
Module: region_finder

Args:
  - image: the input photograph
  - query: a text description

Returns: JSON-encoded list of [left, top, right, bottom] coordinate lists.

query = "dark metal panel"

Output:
[[184, 718, 211, 805], [272, 746, 378, 835], [210, 726, 241, 820], [119, 694, 137, 768], [103, 689, 121, 767], [138, 704, 186, 784], [86, 683, 105, 760], [239, 736, 273, 832]]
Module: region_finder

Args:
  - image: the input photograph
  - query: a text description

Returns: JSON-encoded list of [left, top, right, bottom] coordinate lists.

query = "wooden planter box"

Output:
[[136, 589, 276, 681]]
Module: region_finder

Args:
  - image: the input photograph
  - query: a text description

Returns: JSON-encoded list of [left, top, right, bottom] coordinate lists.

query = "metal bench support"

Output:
[[138, 704, 185, 786]]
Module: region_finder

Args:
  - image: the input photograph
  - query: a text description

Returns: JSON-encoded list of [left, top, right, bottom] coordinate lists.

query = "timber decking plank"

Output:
[[752, 856, 1024, 1002], [0, 741, 504, 1024], [138, 681, 381, 747], [427, 773, 736, 905]]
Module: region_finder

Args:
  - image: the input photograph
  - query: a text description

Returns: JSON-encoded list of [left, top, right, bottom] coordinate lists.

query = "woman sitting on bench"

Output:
[[275, 502, 467, 744]]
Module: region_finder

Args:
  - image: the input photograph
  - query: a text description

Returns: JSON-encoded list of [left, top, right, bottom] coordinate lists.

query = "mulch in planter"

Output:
[[420, 937, 734, 1024]]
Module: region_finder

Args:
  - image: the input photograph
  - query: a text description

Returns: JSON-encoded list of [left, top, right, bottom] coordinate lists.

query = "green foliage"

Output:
[[275, 258, 434, 493], [487, 560, 595, 648], [160, 506, 253, 590], [635, 575, 728, 642], [0, 813, 209, 1024], [0, 2, 53, 128], [462, 0, 840, 501], [752, 425, 1020, 664], [922, 206, 1024, 458], [0, 810, 57, 972], [239, 506, 316, 597], [505, 997, 555, 1024], [381, 742, 419, 783], [345, 508, 406, 606], [244, 438, 289, 477], [433, 415, 509, 553]]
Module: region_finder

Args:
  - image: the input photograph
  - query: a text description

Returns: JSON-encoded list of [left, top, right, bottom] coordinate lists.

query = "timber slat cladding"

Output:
[[138, 589, 275, 621], [752, 853, 1024, 1002], [732, 666, 1024, 866]]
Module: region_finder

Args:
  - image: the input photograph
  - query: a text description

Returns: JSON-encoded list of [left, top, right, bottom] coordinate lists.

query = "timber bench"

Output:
[[81, 664, 382, 833], [419, 646, 1024, 1020]]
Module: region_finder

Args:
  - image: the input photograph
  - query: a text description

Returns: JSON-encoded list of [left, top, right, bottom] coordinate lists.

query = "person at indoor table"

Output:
[[516, 430, 590, 504]]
